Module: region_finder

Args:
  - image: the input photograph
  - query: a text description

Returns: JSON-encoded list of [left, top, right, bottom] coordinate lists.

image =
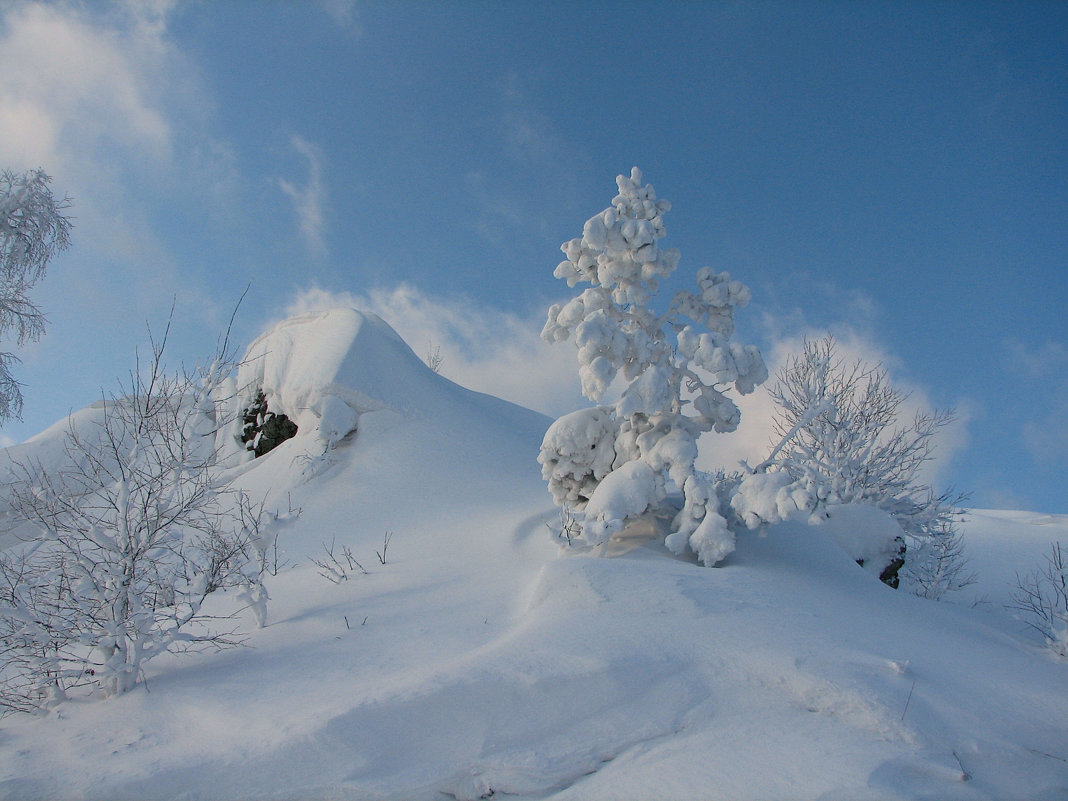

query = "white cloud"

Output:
[[278, 135, 328, 257], [0, 4, 171, 169], [0, 2, 235, 272], [283, 284, 584, 418], [0, 1, 258, 446]]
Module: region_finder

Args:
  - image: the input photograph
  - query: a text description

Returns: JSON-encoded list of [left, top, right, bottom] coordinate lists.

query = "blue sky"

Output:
[[0, 0, 1065, 512]]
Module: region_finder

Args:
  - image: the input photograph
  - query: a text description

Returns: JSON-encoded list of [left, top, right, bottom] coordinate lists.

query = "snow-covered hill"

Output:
[[0, 309, 1065, 800]]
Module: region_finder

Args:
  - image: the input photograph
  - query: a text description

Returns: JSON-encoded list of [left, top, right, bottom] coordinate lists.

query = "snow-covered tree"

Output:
[[0, 321, 270, 713], [739, 336, 971, 595], [0, 168, 72, 423], [539, 167, 767, 565], [1010, 541, 1068, 657]]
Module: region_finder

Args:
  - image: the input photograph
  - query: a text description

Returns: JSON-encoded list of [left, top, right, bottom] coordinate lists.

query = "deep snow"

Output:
[[0, 309, 1065, 800]]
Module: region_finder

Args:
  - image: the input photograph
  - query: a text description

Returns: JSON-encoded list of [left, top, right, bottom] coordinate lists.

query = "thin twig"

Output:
[[952, 750, 971, 781], [1027, 747, 1068, 763], [901, 678, 917, 721], [376, 531, 392, 565]]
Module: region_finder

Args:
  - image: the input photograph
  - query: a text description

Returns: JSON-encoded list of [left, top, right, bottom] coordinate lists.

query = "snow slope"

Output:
[[0, 309, 1066, 800]]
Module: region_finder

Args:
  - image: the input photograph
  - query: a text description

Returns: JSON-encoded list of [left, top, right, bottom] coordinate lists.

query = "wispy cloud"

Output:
[[0, 4, 172, 168], [317, 0, 360, 34], [0, 1, 256, 447], [1006, 339, 1068, 379], [278, 135, 328, 257], [455, 71, 592, 252], [1008, 339, 1068, 465], [497, 71, 562, 165]]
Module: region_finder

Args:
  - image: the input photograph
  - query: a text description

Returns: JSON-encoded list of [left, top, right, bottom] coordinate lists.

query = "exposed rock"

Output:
[[241, 389, 298, 457], [871, 536, 906, 589], [853, 536, 906, 589], [821, 504, 906, 589]]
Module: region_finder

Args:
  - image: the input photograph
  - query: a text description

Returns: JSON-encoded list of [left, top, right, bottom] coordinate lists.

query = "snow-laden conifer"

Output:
[[539, 168, 767, 564]]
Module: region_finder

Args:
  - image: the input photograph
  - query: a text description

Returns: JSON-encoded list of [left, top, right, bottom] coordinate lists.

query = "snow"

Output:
[[236, 307, 474, 431], [538, 406, 617, 509], [1, 308, 1066, 800], [315, 393, 359, 448], [582, 461, 658, 543], [731, 469, 808, 528], [818, 503, 906, 578]]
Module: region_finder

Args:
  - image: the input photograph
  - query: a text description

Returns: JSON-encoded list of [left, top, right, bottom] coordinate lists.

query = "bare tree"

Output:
[[1010, 542, 1068, 656], [759, 336, 971, 596], [0, 319, 269, 713], [0, 168, 73, 422]]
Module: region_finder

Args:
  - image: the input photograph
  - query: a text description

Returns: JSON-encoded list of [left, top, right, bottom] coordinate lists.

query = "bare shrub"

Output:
[[1010, 542, 1068, 656]]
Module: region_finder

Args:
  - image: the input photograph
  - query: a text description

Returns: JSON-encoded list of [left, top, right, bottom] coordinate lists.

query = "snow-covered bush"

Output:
[[741, 336, 970, 594], [0, 324, 270, 713], [1010, 541, 1068, 657], [539, 167, 767, 565]]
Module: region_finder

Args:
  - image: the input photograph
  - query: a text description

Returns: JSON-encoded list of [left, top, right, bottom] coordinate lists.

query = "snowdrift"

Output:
[[238, 308, 479, 427], [0, 308, 1066, 801]]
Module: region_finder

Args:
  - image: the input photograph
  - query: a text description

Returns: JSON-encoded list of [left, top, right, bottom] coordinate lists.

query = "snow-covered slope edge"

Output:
[[0, 309, 1065, 801]]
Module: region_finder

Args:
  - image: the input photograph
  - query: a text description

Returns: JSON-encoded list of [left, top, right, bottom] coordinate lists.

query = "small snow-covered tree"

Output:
[[0, 320, 270, 713], [0, 168, 72, 422], [539, 167, 767, 565], [739, 336, 971, 595]]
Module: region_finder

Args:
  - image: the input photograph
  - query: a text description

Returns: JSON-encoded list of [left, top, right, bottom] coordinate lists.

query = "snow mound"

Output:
[[234, 307, 546, 460], [238, 308, 454, 444]]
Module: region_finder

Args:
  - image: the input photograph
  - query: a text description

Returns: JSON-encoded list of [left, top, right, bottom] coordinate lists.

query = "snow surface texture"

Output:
[[1, 309, 1066, 800]]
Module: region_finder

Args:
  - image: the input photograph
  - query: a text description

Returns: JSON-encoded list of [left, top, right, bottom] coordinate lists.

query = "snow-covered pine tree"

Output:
[[539, 167, 767, 565]]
